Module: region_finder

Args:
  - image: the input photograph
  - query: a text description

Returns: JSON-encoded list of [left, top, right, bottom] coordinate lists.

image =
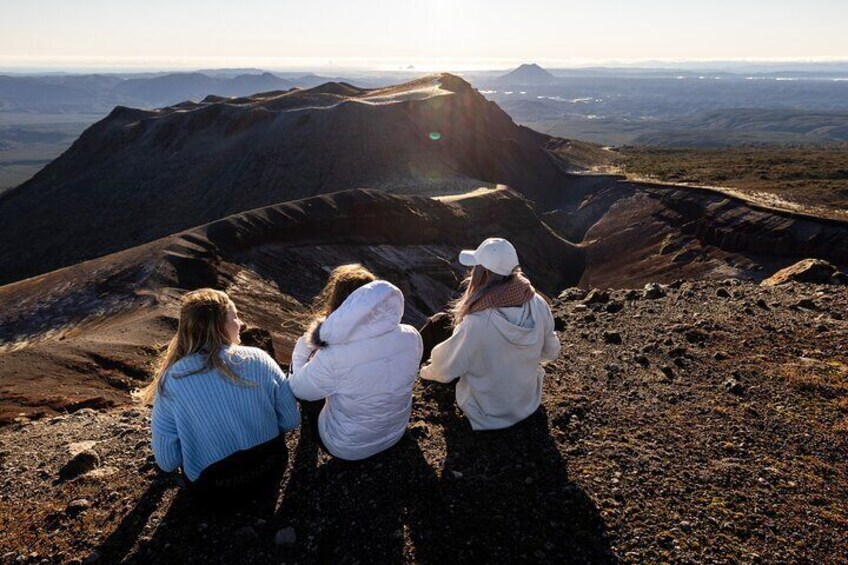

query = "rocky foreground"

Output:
[[1, 279, 847, 564]]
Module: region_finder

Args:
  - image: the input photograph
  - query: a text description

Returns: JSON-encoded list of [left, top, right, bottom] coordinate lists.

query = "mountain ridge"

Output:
[[0, 74, 567, 284]]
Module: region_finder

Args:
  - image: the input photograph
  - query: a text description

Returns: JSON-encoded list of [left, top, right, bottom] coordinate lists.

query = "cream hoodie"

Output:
[[420, 294, 560, 430]]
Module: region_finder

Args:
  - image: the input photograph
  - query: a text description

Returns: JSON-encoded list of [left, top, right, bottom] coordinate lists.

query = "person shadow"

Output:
[[406, 382, 618, 564], [273, 407, 440, 564], [91, 472, 175, 563], [109, 450, 288, 564]]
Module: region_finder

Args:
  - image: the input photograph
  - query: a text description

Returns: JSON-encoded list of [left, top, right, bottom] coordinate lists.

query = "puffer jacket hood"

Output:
[[319, 281, 405, 345], [288, 280, 423, 460]]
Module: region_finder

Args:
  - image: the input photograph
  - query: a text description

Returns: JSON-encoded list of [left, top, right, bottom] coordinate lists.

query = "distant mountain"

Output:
[[111, 72, 296, 107], [498, 63, 557, 85], [0, 74, 568, 284], [0, 72, 302, 112]]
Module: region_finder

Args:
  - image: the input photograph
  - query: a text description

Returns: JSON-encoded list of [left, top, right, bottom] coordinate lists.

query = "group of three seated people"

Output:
[[144, 238, 561, 500]]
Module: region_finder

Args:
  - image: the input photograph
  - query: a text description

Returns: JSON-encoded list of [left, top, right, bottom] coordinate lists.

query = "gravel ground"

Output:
[[1, 280, 846, 564]]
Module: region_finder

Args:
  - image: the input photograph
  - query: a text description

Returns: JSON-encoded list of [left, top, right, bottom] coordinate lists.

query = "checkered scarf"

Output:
[[467, 273, 536, 314]]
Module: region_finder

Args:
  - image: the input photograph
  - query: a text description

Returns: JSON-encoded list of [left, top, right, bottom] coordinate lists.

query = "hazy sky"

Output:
[[1, 0, 846, 70]]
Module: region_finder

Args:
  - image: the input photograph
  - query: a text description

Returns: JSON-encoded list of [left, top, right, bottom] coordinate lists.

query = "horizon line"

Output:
[[2, 55, 848, 74]]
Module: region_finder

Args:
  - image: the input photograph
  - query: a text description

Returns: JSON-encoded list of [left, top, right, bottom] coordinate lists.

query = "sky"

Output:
[[1, 0, 846, 71]]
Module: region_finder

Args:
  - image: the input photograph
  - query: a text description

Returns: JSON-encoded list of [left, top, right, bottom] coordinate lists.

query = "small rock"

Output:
[[58, 449, 100, 481], [605, 301, 624, 314], [794, 298, 818, 310], [715, 288, 731, 299], [724, 378, 745, 396], [553, 316, 567, 332], [558, 288, 587, 302], [604, 363, 621, 376], [233, 526, 259, 547], [684, 329, 708, 344], [408, 421, 429, 439], [643, 283, 665, 299], [584, 289, 610, 304], [603, 331, 623, 345], [66, 499, 91, 515], [274, 527, 297, 546], [660, 366, 675, 381]]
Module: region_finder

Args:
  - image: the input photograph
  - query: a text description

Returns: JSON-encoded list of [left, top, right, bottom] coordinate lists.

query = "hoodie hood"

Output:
[[319, 280, 405, 345], [488, 295, 544, 348]]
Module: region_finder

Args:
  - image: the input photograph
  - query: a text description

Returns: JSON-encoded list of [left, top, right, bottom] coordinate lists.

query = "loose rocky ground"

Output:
[[1, 280, 847, 564]]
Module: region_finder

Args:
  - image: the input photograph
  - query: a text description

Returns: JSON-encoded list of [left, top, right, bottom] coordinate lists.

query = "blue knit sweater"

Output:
[[151, 345, 300, 481]]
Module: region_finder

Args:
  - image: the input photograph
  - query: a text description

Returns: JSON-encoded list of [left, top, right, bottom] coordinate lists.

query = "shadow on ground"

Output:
[[97, 385, 615, 564]]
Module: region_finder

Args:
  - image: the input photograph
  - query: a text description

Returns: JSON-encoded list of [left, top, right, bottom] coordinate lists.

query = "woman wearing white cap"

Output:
[[420, 238, 561, 430]]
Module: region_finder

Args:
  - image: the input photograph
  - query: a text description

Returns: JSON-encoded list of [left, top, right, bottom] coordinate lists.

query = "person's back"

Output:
[[289, 280, 423, 459], [152, 345, 300, 481], [143, 288, 299, 501], [420, 238, 560, 430], [423, 294, 557, 430]]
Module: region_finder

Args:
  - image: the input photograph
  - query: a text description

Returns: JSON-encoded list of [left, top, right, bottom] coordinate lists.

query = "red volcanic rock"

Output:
[[761, 258, 848, 286]]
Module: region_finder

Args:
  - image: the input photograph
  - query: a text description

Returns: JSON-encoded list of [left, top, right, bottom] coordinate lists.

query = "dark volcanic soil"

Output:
[[1, 280, 846, 564]]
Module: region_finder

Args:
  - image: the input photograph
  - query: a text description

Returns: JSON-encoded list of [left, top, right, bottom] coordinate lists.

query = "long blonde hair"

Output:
[[140, 288, 248, 405], [450, 265, 516, 325], [307, 264, 377, 347]]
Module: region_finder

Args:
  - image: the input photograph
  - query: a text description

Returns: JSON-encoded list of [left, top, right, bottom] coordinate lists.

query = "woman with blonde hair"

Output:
[[143, 288, 299, 501], [420, 238, 561, 430], [289, 264, 423, 460]]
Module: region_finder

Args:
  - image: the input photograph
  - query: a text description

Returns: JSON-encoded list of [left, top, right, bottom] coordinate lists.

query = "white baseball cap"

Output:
[[459, 238, 520, 276]]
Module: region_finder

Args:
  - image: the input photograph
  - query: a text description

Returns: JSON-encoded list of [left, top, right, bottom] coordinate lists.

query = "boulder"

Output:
[[761, 259, 847, 287]]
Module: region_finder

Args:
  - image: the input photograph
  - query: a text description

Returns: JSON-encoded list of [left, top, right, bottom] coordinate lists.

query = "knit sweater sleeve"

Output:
[[255, 350, 301, 432], [151, 396, 182, 472], [420, 315, 480, 383]]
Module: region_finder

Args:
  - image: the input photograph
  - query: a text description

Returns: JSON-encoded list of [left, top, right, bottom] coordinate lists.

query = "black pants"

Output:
[[188, 434, 288, 505], [300, 398, 329, 454]]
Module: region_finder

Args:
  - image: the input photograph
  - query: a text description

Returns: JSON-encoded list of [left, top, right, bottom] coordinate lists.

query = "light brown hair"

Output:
[[307, 264, 377, 346], [139, 288, 248, 405], [450, 265, 517, 325]]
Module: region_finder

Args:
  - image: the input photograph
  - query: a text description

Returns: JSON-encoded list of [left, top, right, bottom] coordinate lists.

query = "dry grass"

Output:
[[618, 145, 848, 213]]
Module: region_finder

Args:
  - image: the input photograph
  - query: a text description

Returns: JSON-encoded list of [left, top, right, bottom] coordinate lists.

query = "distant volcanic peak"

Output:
[[500, 63, 557, 84]]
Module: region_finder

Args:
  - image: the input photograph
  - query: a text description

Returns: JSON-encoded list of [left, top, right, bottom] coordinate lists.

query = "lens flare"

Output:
[[429, 132, 441, 141]]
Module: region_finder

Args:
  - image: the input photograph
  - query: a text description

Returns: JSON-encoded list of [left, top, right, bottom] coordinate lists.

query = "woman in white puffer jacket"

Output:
[[288, 264, 423, 460]]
